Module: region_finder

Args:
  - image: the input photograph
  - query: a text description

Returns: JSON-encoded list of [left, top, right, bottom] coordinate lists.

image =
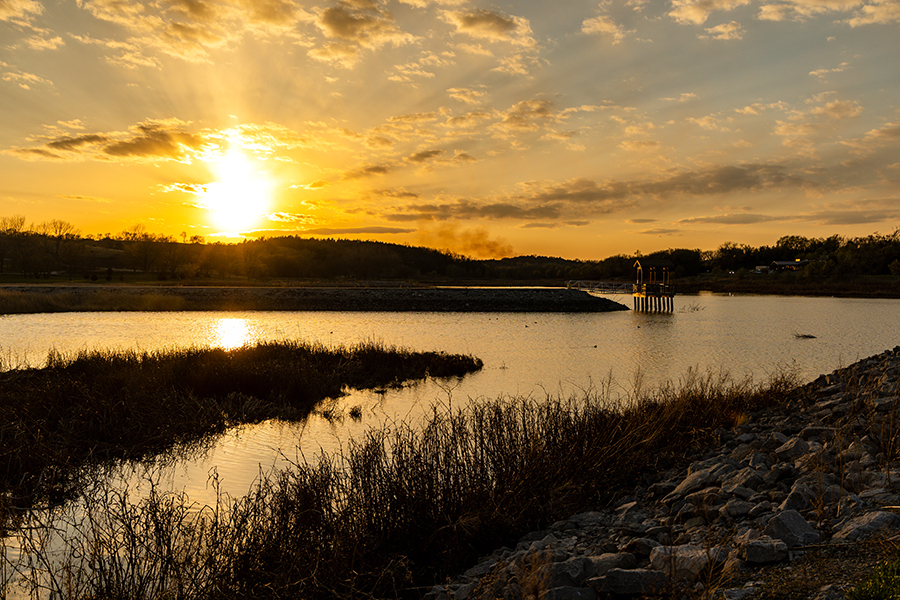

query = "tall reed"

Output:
[[4, 368, 798, 599], [0, 341, 483, 511]]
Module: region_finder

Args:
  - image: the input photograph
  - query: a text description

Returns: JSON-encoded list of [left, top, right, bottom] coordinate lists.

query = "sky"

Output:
[[1, 0, 899, 260]]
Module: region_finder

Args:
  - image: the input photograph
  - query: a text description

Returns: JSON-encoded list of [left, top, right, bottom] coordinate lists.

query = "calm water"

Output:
[[2, 292, 899, 503]]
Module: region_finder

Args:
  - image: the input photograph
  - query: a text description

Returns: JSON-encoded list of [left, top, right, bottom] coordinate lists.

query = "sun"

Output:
[[200, 148, 273, 232]]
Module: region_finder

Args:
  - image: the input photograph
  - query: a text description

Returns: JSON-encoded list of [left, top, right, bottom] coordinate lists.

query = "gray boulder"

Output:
[[740, 536, 788, 564], [649, 544, 727, 582], [587, 569, 667, 595], [764, 510, 820, 547], [585, 553, 637, 578], [832, 511, 900, 542], [540, 586, 598, 600]]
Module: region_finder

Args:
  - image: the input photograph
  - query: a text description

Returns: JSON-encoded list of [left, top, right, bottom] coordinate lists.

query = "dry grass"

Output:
[[3, 367, 798, 599], [0, 341, 483, 512]]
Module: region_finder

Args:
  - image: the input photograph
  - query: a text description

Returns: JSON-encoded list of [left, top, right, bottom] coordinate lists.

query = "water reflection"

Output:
[[212, 318, 255, 349]]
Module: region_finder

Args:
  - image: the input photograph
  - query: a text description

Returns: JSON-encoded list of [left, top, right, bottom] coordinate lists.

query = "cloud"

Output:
[[811, 99, 863, 119], [444, 111, 491, 128], [384, 199, 562, 222], [315, 0, 416, 49], [581, 14, 627, 44], [342, 162, 397, 178], [389, 111, 439, 124], [757, 0, 899, 24], [9, 118, 207, 162], [687, 115, 730, 130], [679, 213, 780, 225], [638, 228, 683, 236], [406, 149, 444, 163], [389, 51, 454, 82], [809, 62, 851, 79], [442, 8, 535, 46], [47, 134, 110, 151], [103, 120, 205, 160], [308, 42, 361, 68], [0, 0, 42, 23], [378, 164, 817, 227], [839, 121, 900, 152], [806, 198, 900, 224], [57, 119, 87, 130], [265, 212, 313, 223], [303, 226, 415, 234], [1, 70, 52, 89], [76, 0, 312, 62], [702, 20, 744, 39], [25, 33, 65, 50], [58, 194, 113, 203], [847, 1, 900, 25], [492, 99, 555, 134], [619, 139, 661, 151], [669, 0, 751, 25], [447, 86, 487, 105], [863, 121, 900, 141], [662, 93, 700, 103]]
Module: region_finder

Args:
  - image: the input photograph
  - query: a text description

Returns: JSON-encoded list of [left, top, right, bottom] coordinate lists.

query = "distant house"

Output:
[[755, 265, 770, 274], [771, 259, 809, 271]]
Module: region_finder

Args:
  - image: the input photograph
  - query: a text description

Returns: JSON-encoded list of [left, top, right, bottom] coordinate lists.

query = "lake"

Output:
[[2, 291, 898, 504]]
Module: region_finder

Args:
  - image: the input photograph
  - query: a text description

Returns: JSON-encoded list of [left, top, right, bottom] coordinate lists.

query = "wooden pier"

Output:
[[632, 259, 675, 312]]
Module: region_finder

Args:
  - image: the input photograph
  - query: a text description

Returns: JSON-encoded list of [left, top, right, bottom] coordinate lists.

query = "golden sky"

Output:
[[1, 0, 899, 259]]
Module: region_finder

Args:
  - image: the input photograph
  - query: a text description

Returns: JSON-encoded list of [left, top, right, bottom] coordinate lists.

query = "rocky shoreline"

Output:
[[426, 346, 900, 600], [0, 285, 628, 313]]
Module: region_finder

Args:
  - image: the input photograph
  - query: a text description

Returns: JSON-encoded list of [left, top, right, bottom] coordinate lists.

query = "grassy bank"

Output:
[[679, 274, 900, 298], [5, 369, 798, 599], [0, 342, 483, 510]]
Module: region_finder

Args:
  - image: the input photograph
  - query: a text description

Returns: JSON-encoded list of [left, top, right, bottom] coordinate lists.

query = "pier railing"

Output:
[[632, 283, 676, 297], [566, 280, 632, 294]]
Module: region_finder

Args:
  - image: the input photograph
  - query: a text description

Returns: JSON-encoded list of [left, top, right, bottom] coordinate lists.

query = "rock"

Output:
[[587, 569, 668, 596], [740, 536, 788, 564], [667, 463, 734, 500], [649, 544, 727, 582], [621, 538, 660, 557], [585, 553, 637, 578], [540, 586, 598, 600], [540, 557, 591, 588], [764, 510, 820, 547], [723, 467, 765, 491], [812, 584, 847, 600], [775, 437, 810, 462], [723, 499, 755, 517], [779, 482, 815, 512], [722, 483, 756, 500], [832, 511, 900, 542], [464, 559, 499, 579]]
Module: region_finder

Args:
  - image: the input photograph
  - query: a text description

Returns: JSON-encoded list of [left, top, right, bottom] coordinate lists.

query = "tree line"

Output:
[[1, 214, 898, 282]]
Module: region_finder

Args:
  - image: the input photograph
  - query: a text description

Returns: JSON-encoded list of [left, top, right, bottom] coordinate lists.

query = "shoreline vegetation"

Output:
[[0, 285, 629, 314], [0, 341, 483, 511], [2, 337, 800, 598], [1, 275, 899, 317]]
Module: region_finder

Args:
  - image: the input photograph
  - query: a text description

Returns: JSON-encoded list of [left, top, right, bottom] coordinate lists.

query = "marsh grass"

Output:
[[0, 341, 483, 511], [4, 368, 798, 599]]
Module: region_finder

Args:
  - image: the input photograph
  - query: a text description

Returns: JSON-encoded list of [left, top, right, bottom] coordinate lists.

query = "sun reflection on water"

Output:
[[213, 318, 255, 349]]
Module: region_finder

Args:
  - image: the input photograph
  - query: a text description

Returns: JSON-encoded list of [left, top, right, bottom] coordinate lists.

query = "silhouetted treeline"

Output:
[[1, 214, 898, 282]]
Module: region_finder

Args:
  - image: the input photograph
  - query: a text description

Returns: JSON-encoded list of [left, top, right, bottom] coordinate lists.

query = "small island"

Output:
[[0, 285, 629, 314]]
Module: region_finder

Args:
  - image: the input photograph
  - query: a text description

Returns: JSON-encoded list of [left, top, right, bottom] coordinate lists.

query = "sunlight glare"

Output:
[[201, 147, 273, 232], [213, 318, 255, 350]]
